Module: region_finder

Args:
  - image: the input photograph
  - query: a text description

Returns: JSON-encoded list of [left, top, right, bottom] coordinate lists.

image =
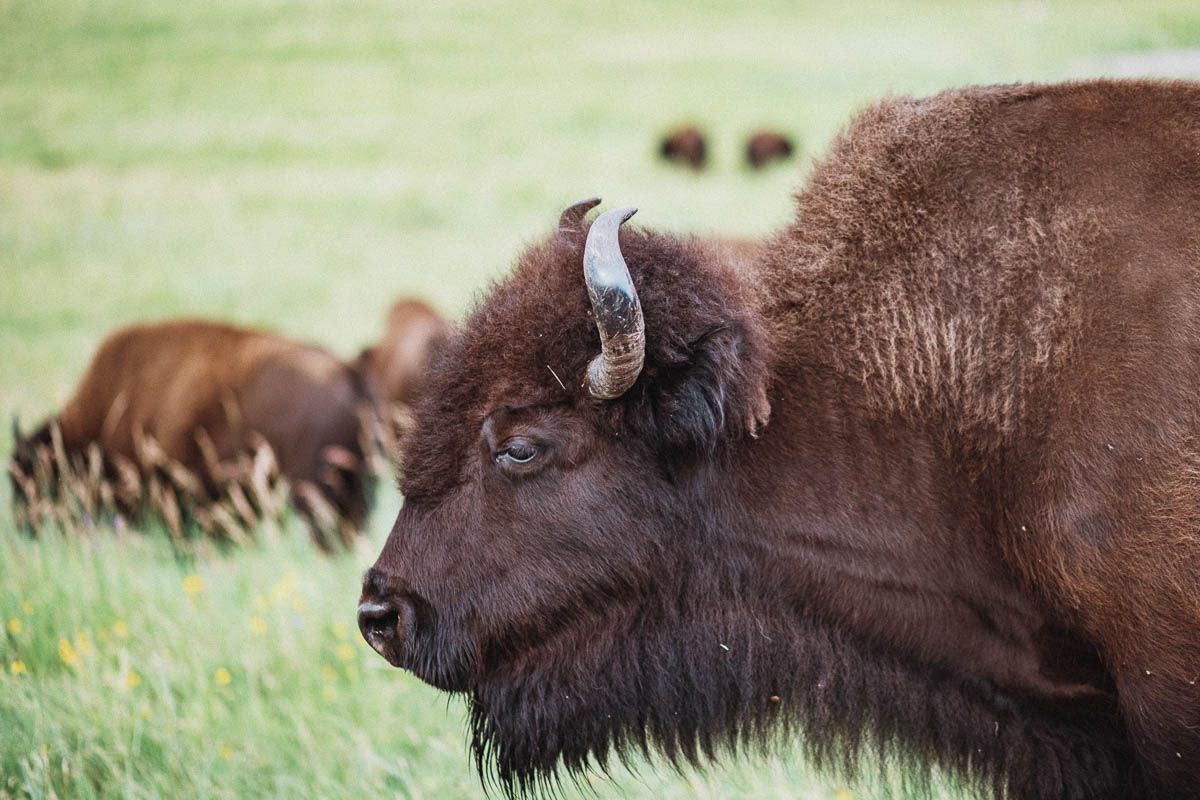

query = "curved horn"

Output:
[[583, 206, 643, 399], [558, 197, 602, 234], [11, 413, 19, 444]]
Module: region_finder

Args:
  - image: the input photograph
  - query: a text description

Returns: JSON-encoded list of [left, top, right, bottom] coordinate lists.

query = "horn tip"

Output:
[[559, 197, 604, 233]]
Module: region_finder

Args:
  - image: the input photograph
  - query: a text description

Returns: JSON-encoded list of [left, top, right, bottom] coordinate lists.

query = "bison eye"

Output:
[[495, 439, 539, 465]]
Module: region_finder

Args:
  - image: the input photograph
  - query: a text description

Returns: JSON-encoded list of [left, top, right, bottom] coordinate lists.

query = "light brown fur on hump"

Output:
[[763, 84, 1131, 439]]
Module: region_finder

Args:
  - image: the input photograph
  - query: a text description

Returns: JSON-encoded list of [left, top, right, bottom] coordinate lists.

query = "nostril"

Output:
[[358, 601, 399, 644]]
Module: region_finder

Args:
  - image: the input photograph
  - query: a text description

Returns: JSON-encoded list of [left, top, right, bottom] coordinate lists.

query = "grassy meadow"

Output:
[[3, 0, 1200, 797]]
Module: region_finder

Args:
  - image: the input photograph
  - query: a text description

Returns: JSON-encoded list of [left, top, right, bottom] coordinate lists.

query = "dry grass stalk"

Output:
[[8, 418, 388, 549]]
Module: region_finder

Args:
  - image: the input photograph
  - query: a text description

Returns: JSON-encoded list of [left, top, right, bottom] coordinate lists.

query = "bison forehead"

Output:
[[456, 226, 750, 400], [397, 226, 762, 501], [467, 242, 598, 398], [397, 237, 595, 501]]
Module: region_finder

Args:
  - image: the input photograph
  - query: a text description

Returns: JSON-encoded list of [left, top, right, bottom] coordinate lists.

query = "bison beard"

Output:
[[467, 601, 1136, 798], [362, 79, 1200, 800]]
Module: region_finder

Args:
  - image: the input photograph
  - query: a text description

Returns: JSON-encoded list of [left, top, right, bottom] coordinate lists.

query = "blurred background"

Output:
[[3, 0, 1200, 797]]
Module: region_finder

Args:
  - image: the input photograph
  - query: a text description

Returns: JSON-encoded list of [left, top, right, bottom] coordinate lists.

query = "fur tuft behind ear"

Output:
[[627, 324, 770, 455]]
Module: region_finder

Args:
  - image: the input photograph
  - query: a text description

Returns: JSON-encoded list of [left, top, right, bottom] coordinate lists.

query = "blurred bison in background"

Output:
[[659, 125, 708, 169], [356, 298, 451, 436], [745, 130, 794, 168], [11, 320, 375, 546], [358, 80, 1200, 800]]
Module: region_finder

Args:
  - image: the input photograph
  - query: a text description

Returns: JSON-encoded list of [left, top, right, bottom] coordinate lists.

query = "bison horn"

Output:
[[11, 413, 19, 444], [583, 206, 644, 399], [558, 197, 602, 234]]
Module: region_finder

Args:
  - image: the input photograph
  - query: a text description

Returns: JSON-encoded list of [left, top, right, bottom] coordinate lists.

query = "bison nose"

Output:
[[357, 597, 412, 668]]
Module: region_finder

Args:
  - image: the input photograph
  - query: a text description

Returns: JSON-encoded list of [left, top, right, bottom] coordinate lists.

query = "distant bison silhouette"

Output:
[[659, 125, 707, 169], [745, 130, 794, 168], [10, 319, 375, 545]]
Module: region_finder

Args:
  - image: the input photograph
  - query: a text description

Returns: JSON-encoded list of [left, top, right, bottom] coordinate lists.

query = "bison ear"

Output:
[[630, 323, 770, 455]]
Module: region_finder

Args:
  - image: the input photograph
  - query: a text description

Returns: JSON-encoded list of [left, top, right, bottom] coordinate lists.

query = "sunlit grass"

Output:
[[4, 0, 1200, 797]]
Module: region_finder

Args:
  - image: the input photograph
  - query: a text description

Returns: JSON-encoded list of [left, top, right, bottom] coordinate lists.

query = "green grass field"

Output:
[[3, 1, 1200, 797]]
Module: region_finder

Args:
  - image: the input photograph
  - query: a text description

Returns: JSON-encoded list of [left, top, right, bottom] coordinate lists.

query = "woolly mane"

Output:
[[765, 84, 1114, 442]]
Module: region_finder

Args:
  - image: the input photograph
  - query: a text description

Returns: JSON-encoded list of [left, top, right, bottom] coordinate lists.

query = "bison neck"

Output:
[[469, 522, 1131, 798], [733, 375, 1111, 706]]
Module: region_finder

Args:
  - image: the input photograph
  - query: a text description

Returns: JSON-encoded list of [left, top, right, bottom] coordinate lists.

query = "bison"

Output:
[[745, 130, 795, 168], [659, 125, 708, 170], [11, 319, 375, 544], [358, 80, 1200, 799], [355, 298, 451, 439]]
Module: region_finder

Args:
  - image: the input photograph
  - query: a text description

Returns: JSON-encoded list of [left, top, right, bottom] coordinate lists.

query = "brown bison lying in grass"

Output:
[[359, 80, 1200, 799], [10, 320, 376, 547]]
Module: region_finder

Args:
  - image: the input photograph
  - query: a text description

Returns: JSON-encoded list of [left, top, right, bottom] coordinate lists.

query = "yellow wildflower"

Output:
[[289, 594, 308, 613], [58, 637, 79, 666], [22, 601, 34, 615], [10, 660, 27, 675], [214, 667, 232, 686], [112, 620, 129, 638], [331, 621, 349, 640], [138, 704, 151, 720], [321, 665, 338, 682], [39, 744, 48, 757], [75, 632, 90, 655], [321, 684, 338, 702], [7, 618, 22, 635], [124, 670, 142, 691], [218, 744, 232, 759], [182, 574, 205, 597], [249, 616, 267, 635], [343, 663, 359, 682], [335, 643, 356, 662], [833, 790, 854, 800], [269, 571, 297, 603]]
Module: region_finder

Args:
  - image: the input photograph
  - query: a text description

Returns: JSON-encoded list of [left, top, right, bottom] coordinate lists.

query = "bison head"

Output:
[[8, 416, 55, 510], [359, 200, 772, 793]]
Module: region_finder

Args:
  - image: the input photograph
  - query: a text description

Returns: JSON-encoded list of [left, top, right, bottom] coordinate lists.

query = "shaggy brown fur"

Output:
[[361, 80, 1200, 799], [745, 130, 795, 168], [12, 320, 374, 541], [659, 125, 708, 169]]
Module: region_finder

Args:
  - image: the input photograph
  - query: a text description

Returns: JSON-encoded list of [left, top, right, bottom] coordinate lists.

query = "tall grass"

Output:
[[4, 0, 1200, 797], [0, 508, 487, 800]]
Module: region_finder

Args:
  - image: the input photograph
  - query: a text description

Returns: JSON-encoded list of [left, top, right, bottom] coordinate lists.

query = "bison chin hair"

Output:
[[465, 598, 1140, 800]]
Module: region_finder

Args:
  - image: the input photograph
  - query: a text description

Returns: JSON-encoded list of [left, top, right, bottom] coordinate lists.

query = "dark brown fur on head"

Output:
[[400, 223, 770, 505], [365, 80, 1200, 800]]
